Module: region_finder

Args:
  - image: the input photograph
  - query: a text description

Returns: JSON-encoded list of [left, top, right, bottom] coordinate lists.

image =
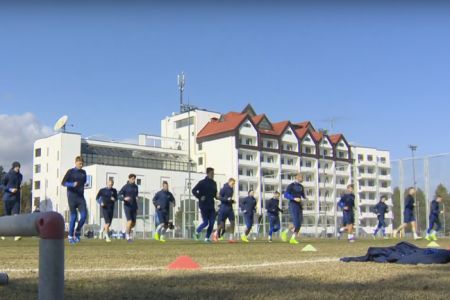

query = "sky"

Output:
[[1, 0, 450, 179]]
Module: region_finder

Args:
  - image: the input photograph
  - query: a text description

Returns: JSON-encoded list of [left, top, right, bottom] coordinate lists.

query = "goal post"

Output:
[[0, 212, 65, 300]]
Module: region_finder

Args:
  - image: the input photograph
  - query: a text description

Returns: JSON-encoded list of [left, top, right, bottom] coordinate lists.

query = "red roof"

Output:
[[196, 106, 347, 144], [295, 127, 309, 139], [251, 114, 265, 125], [310, 131, 322, 142], [329, 134, 343, 145], [197, 112, 248, 139]]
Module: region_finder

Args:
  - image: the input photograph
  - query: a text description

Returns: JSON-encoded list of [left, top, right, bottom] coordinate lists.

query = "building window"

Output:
[[245, 138, 253, 146], [243, 122, 251, 128], [367, 155, 373, 161], [238, 153, 243, 159], [381, 169, 388, 176], [137, 178, 142, 186], [266, 141, 273, 148], [246, 154, 253, 161], [198, 157, 203, 165], [33, 197, 40, 206], [34, 164, 41, 174], [380, 157, 386, 163], [198, 143, 202, 151], [246, 169, 254, 177], [35, 148, 42, 157], [175, 116, 194, 129], [34, 181, 41, 190], [358, 154, 363, 162], [238, 169, 243, 175]]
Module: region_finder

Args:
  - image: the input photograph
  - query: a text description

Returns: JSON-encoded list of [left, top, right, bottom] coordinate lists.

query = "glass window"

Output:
[[35, 148, 42, 157], [34, 181, 41, 190], [34, 164, 41, 174]]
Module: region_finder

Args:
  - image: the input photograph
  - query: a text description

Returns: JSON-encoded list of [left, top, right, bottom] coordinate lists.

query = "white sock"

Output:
[[348, 234, 354, 239]]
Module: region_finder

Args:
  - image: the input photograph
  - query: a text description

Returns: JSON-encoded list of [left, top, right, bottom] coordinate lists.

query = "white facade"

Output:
[[32, 132, 226, 238], [352, 146, 393, 235]]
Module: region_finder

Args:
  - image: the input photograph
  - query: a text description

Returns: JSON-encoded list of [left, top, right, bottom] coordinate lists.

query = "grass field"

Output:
[[1, 237, 450, 300]]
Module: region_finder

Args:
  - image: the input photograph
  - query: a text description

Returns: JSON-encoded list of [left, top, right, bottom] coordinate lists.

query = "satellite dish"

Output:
[[54, 115, 69, 132]]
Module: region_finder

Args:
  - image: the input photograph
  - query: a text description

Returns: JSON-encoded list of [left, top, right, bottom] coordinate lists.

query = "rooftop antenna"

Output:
[[178, 71, 185, 113], [53, 115, 69, 132]]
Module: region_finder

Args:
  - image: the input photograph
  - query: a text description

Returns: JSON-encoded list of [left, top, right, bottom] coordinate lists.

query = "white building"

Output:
[[32, 132, 226, 238], [351, 146, 394, 235], [32, 104, 392, 239]]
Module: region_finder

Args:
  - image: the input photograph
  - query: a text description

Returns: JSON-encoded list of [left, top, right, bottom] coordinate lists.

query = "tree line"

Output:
[[392, 184, 450, 235]]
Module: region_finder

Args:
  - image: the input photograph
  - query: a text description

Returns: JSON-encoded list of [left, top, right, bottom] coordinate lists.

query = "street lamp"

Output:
[[408, 145, 419, 233]]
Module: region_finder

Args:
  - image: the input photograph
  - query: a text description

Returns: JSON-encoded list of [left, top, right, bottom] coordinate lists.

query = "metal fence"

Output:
[[391, 153, 450, 237]]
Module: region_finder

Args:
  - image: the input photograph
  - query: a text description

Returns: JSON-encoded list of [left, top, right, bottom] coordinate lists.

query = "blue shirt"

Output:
[[119, 183, 139, 209], [241, 196, 256, 215], [266, 198, 282, 216], [153, 190, 175, 212], [96, 187, 117, 207], [285, 181, 306, 209], [61, 168, 87, 198], [374, 202, 388, 217], [219, 183, 234, 207], [192, 176, 218, 210], [430, 200, 440, 217], [339, 193, 355, 212], [405, 195, 415, 211], [1, 169, 23, 201]]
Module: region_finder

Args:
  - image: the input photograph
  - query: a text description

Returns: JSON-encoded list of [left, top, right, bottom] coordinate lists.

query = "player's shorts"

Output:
[[124, 206, 137, 222], [404, 209, 415, 223], [157, 210, 169, 225], [343, 211, 355, 226], [244, 213, 254, 229], [218, 206, 235, 223], [102, 205, 114, 224], [3, 199, 20, 215]]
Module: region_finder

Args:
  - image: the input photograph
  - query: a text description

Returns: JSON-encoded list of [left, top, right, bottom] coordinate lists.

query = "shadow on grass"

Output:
[[2, 264, 450, 300]]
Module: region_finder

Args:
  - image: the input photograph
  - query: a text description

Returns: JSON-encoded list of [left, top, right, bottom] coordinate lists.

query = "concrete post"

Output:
[[0, 212, 65, 299]]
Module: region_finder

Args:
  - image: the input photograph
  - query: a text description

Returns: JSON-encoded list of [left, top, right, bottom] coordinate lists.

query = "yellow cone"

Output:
[[301, 244, 317, 252], [427, 241, 440, 248]]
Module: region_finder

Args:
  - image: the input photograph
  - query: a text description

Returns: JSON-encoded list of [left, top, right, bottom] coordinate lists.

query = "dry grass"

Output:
[[1, 238, 449, 299]]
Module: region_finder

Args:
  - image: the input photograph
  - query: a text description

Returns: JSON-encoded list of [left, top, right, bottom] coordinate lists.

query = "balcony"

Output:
[[262, 176, 279, 185], [238, 159, 258, 167], [379, 187, 392, 194], [359, 186, 377, 192], [300, 165, 316, 173], [261, 161, 279, 170], [239, 175, 258, 182], [359, 212, 377, 219], [303, 181, 316, 188], [281, 163, 298, 171]]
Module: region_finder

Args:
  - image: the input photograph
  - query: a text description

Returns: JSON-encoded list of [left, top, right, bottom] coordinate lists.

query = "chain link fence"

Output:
[[391, 153, 450, 237]]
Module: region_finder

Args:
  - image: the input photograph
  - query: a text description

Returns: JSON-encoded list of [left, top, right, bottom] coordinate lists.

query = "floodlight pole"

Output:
[[409, 145, 419, 232]]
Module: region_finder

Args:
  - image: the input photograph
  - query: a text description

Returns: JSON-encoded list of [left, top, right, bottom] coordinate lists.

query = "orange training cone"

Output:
[[167, 256, 201, 270]]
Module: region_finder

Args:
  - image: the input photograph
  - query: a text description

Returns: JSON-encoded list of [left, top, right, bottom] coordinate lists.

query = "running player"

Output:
[[96, 179, 117, 243], [426, 195, 444, 241], [393, 187, 421, 240], [153, 181, 175, 243], [119, 174, 139, 242], [61, 156, 87, 244], [266, 191, 283, 242], [373, 195, 389, 239], [213, 178, 237, 243], [282, 173, 307, 244], [192, 167, 218, 243], [1, 161, 23, 241], [240, 190, 257, 243], [337, 184, 356, 242]]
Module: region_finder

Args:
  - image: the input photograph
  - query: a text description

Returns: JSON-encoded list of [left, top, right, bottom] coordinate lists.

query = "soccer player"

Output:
[[96, 179, 117, 243], [282, 173, 307, 244], [119, 174, 139, 242], [426, 195, 444, 241], [266, 191, 283, 242], [393, 187, 421, 240], [213, 178, 237, 243], [373, 195, 389, 239], [337, 184, 356, 242], [240, 190, 257, 243], [1, 161, 23, 241], [61, 156, 87, 245], [192, 167, 218, 243], [152, 181, 175, 243]]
